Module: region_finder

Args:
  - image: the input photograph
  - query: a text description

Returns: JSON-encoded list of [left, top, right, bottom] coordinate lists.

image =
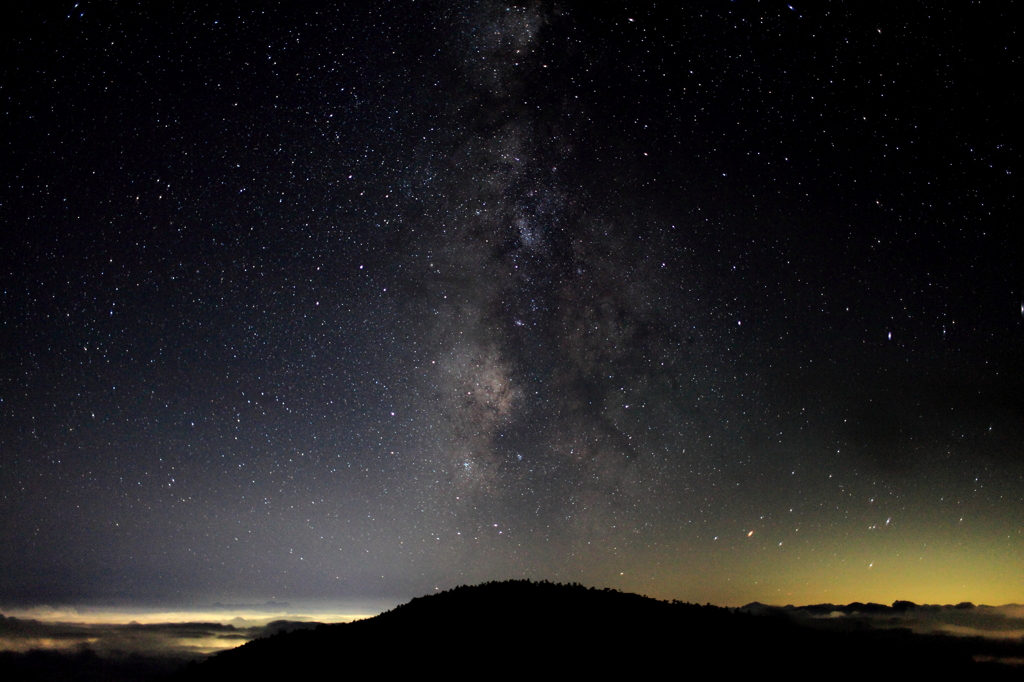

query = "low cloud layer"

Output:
[[743, 601, 1024, 640], [5, 600, 1023, 673], [742, 601, 1024, 667], [0, 612, 321, 658]]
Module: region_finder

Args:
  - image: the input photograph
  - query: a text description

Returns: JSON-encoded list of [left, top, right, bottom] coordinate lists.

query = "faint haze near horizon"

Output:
[[3, 596, 1024, 661]]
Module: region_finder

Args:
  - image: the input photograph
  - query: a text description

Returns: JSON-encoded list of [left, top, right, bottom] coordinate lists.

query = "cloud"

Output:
[[739, 601, 1024, 669], [742, 601, 1024, 640], [0, 612, 321, 658]]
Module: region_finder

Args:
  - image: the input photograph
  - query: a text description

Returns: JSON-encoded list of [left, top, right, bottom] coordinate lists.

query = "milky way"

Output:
[[1, 1, 1020, 609]]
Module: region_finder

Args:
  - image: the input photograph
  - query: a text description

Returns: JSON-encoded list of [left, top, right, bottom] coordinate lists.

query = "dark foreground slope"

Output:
[[173, 581, 1016, 679]]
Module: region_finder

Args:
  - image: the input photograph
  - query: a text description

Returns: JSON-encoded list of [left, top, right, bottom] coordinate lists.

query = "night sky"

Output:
[[2, 1, 1021, 614]]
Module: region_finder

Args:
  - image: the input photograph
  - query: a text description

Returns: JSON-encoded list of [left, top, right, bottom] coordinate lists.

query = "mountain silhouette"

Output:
[[173, 580, 1016, 679]]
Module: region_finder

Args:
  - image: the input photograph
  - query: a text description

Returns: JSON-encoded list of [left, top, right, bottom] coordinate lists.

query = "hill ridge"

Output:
[[174, 579, 1017, 679]]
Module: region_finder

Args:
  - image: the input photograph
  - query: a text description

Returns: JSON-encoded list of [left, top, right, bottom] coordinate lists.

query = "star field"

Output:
[[1, 1, 1021, 610]]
